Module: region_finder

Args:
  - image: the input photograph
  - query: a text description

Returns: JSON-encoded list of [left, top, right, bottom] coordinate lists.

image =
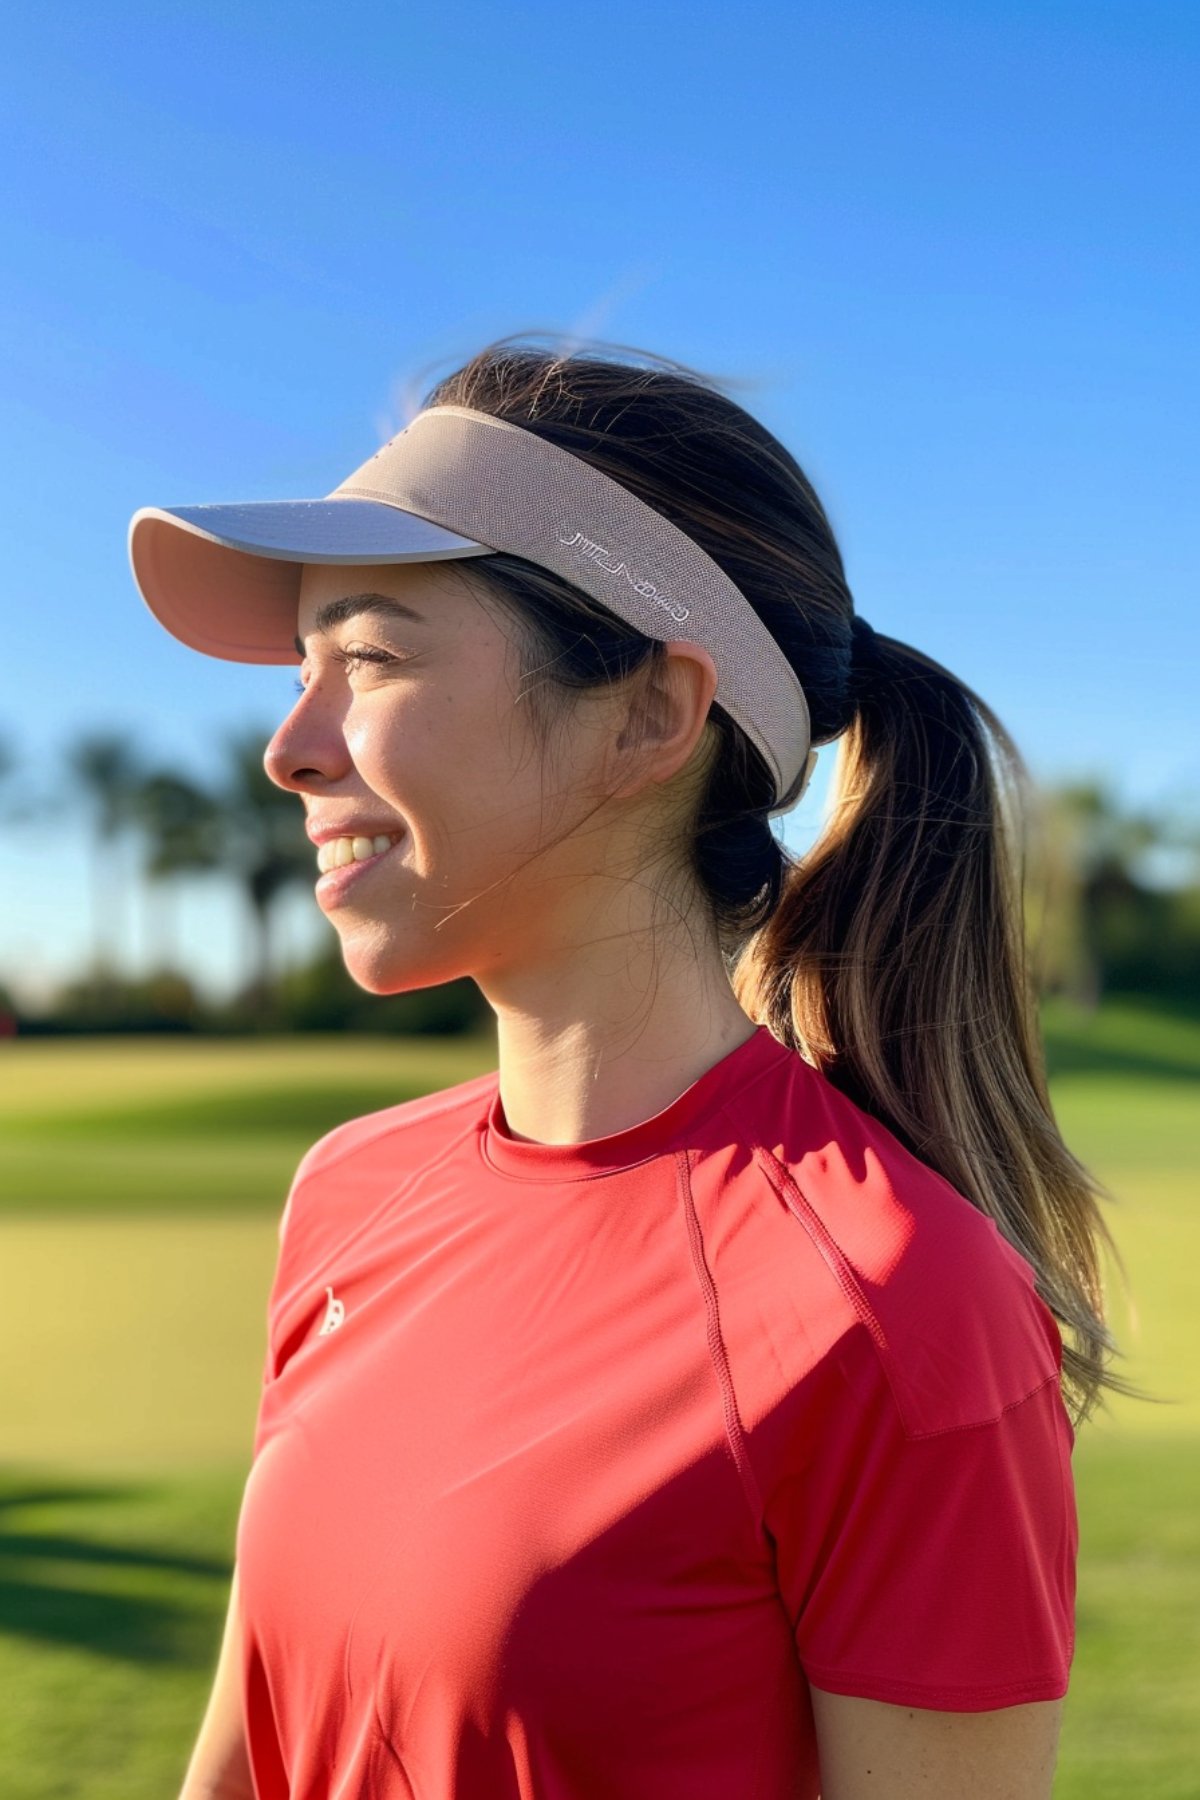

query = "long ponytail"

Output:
[[732, 622, 1128, 1425]]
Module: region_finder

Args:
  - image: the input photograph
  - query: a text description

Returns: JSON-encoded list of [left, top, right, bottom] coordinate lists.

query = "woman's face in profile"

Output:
[[263, 560, 620, 997]]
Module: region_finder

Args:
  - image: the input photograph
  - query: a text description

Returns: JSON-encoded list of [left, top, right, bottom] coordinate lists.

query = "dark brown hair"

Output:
[[421, 330, 1130, 1426]]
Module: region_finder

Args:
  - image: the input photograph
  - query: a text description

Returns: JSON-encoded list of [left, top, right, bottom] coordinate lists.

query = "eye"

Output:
[[334, 645, 397, 673], [292, 645, 398, 694]]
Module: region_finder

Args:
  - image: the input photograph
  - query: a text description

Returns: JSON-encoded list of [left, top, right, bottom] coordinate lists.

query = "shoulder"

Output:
[[701, 1039, 1064, 1438], [275, 1069, 498, 1248], [294, 1069, 497, 1186]]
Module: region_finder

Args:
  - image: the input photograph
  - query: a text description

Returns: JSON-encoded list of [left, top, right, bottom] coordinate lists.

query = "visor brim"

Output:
[[127, 497, 493, 663]]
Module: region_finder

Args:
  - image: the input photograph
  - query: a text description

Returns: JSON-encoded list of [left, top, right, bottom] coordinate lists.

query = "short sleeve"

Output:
[[767, 1324, 1078, 1711], [249, 1144, 320, 1461]]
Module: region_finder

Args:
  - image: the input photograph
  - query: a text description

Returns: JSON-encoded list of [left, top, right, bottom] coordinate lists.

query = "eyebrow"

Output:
[[293, 592, 428, 656]]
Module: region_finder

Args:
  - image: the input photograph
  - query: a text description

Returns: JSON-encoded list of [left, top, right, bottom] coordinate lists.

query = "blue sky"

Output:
[[1, 0, 1196, 1006]]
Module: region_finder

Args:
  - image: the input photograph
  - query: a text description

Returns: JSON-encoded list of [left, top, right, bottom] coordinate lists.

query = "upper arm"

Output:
[[811, 1687, 1064, 1800], [177, 1563, 255, 1800], [769, 1337, 1077, 1714]]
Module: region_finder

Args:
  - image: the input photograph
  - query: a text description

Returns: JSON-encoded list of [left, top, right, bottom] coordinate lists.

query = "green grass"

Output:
[[1057, 1434, 1200, 1799], [1, 1218, 278, 1470], [0, 1465, 245, 1800], [0, 1032, 498, 1215], [1041, 994, 1200, 1083], [0, 1007, 1196, 1796]]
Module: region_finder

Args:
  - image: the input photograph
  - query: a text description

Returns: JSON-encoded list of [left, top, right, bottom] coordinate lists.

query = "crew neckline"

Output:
[[480, 1024, 788, 1183]]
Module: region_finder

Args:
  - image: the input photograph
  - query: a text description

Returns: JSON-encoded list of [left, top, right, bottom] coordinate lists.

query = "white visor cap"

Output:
[[128, 404, 817, 814]]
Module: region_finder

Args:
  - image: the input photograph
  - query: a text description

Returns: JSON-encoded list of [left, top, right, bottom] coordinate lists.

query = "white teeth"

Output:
[[316, 832, 402, 874]]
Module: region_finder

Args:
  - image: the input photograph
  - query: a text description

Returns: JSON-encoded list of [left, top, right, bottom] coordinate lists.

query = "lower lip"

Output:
[[314, 837, 404, 906]]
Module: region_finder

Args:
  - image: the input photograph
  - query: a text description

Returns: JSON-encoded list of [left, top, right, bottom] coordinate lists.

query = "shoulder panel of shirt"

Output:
[[273, 1070, 498, 1262], [687, 1042, 1064, 1441]]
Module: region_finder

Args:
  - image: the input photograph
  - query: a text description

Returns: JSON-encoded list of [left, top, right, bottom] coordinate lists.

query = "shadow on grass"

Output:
[[0, 1472, 233, 1665], [1041, 1014, 1200, 1084], [4, 1080, 436, 1141]]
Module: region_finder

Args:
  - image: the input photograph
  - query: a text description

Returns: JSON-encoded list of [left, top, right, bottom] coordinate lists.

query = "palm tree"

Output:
[[1025, 777, 1169, 1008], [130, 767, 224, 972], [216, 728, 316, 1013], [136, 729, 313, 1017], [0, 731, 14, 818], [0, 729, 40, 825], [64, 730, 148, 977]]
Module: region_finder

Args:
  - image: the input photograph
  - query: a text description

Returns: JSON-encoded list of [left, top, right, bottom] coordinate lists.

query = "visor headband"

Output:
[[331, 406, 815, 813]]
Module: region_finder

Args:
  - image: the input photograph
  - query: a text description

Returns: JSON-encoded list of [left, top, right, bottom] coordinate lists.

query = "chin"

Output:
[[337, 933, 466, 999]]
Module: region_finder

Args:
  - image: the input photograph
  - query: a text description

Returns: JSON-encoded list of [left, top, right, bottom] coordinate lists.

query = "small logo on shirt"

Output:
[[317, 1286, 346, 1335]]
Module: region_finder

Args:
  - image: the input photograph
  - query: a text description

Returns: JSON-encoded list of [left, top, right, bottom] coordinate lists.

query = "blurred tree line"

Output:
[[0, 724, 486, 1037], [0, 721, 1197, 1035], [1024, 779, 1200, 1014]]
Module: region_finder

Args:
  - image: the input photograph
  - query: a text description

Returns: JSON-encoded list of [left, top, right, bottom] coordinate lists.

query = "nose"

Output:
[[263, 684, 353, 794]]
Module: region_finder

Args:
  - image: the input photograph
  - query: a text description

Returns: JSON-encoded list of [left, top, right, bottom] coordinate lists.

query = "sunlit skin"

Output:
[[263, 556, 1066, 1798], [263, 558, 756, 1146]]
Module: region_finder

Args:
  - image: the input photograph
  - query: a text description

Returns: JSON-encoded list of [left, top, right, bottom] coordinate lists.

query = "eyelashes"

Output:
[[293, 645, 399, 694]]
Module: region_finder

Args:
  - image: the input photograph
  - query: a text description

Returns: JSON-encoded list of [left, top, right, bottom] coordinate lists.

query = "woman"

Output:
[[128, 336, 1121, 1800]]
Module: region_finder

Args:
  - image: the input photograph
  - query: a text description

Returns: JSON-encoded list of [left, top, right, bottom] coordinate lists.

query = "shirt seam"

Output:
[[800, 1660, 1071, 1707], [676, 1147, 766, 1539], [903, 1368, 1064, 1439], [750, 1144, 1062, 1440], [276, 1078, 492, 1260], [294, 1077, 496, 1191], [750, 1142, 893, 1353]]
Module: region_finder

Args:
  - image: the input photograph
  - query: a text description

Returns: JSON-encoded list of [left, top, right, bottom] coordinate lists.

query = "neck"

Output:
[[479, 904, 758, 1146]]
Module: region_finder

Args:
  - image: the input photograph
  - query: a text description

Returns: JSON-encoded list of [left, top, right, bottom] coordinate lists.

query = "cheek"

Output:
[[344, 689, 541, 821]]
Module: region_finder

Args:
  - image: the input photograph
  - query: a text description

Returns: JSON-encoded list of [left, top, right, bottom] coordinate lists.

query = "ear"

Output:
[[610, 641, 720, 801]]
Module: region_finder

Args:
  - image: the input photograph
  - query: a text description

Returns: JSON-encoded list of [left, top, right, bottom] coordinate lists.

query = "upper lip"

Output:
[[305, 818, 405, 847]]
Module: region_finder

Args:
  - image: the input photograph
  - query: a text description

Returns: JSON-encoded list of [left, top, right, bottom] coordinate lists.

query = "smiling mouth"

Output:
[[314, 830, 405, 875]]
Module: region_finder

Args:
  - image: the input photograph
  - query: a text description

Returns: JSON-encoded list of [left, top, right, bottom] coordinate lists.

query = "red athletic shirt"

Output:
[[236, 1024, 1077, 1799]]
